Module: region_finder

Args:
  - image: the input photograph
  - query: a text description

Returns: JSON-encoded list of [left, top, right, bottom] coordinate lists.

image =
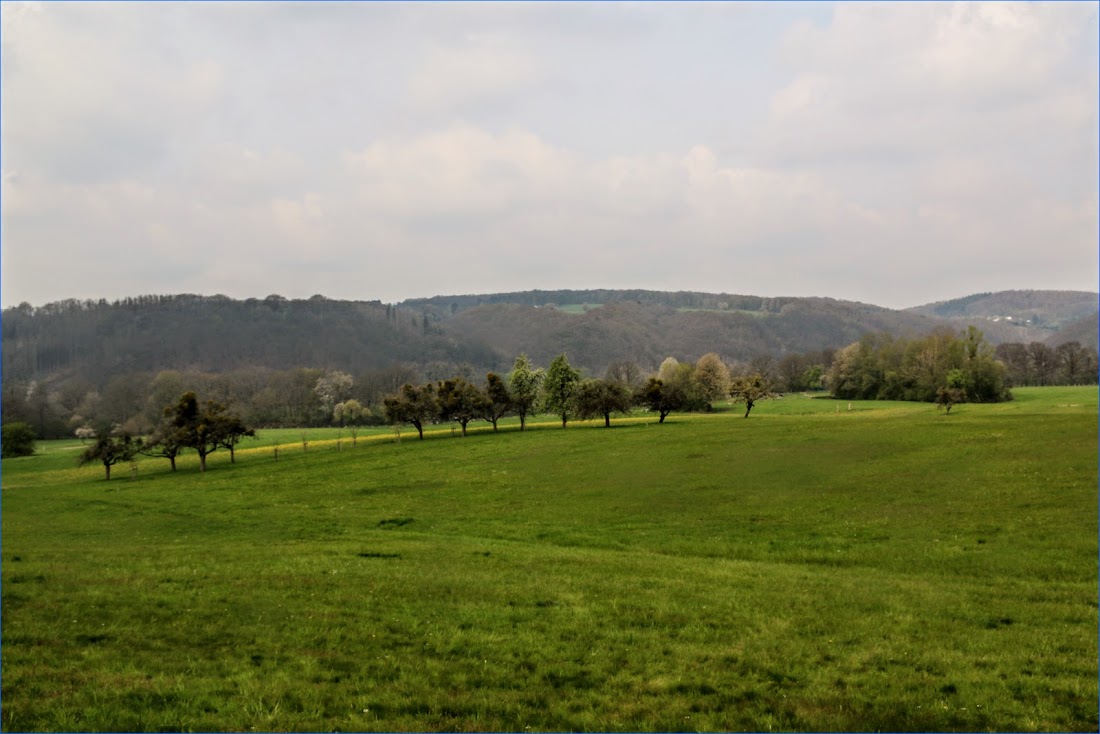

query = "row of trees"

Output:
[[382, 352, 775, 440], [78, 392, 254, 478], [993, 340, 1098, 387], [6, 329, 1094, 445]]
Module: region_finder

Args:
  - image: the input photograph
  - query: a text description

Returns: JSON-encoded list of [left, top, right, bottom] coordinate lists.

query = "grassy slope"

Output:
[[2, 388, 1097, 732]]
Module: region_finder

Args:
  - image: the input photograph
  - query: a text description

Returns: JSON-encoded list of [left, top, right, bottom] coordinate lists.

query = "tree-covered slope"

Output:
[[905, 289, 1097, 330]]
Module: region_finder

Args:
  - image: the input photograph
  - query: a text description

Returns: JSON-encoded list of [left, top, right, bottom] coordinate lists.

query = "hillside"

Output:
[[0, 294, 498, 385], [2, 289, 1092, 389], [906, 290, 1097, 331], [1046, 312, 1100, 350], [438, 298, 952, 370]]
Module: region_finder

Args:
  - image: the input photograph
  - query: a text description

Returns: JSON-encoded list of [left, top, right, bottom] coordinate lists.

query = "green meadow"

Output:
[[2, 388, 1097, 732]]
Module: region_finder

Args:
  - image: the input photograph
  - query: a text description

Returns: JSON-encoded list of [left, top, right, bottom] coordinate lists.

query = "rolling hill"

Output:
[[3, 289, 1092, 388]]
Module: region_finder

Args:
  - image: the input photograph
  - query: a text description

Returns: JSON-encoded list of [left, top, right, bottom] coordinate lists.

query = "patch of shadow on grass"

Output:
[[6, 574, 46, 584], [357, 551, 401, 559], [378, 517, 414, 528], [984, 616, 1014, 629], [542, 668, 598, 690], [75, 633, 113, 645]]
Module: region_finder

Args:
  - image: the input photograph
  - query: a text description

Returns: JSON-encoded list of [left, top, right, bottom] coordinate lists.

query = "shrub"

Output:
[[2, 422, 37, 458]]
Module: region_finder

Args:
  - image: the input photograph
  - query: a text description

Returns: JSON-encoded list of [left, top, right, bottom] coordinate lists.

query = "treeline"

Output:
[[2, 363, 419, 440], [749, 332, 1097, 398], [1, 293, 499, 384], [1, 347, 775, 441], [824, 327, 1011, 403], [6, 324, 1096, 441]]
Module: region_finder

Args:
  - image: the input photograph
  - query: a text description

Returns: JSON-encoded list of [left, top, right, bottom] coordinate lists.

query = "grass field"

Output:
[[2, 388, 1097, 732]]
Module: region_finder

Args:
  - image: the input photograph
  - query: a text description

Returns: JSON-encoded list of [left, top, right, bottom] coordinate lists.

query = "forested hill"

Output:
[[3, 289, 1084, 389], [905, 290, 1098, 330], [1, 294, 498, 385]]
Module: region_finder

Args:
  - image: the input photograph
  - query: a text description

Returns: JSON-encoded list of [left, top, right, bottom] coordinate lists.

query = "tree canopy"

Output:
[[383, 383, 439, 440], [2, 422, 37, 458], [573, 379, 633, 427], [542, 353, 582, 428], [507, 354, 544, 431], [78, 433, 140, 480]]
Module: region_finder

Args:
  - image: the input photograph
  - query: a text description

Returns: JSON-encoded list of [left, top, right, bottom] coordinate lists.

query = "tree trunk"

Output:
[[199, 451, 207, 472], [169, 455, 176, 472], [519, 413, 526, 431], [743, 400, 753, 418], [659, 412, 667, 424], [491, 418, 498, 432], [604, 413, 611, 428], [414, 422, 424, 440], [229, 445, 236, 463], [561, 413, 567, 428], [460, 420, 468, 437], [104, 463, 111, 480]]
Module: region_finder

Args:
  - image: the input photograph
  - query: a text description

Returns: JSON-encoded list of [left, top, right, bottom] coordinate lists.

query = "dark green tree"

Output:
[[78, 433, 140, 480], [383, 383, 438, 440], [573, 379, 633, 427], [437, 377, 489, 437], [635, 377, 687, 423], [215, 413, 256, 463], [542, 353, 581, 428], [166, 392, 249, 472], [1, 421, 37, 458], [483, 373, 512, 431]]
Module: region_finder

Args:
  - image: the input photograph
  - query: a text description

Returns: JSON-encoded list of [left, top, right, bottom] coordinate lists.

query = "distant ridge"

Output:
[[905, 290, 1097, 330], [3, 288, 1093, 386]]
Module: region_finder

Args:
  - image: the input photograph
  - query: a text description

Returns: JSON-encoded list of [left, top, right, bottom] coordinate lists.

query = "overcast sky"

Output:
[[2, 1, 1097, 310]]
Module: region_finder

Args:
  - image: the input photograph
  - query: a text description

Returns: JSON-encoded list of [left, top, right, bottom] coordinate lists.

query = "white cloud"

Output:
[[406, 38, 542, 114]]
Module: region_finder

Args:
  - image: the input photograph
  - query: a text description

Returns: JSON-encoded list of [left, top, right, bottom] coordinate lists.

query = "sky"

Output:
[[2, 1, 1097, 310]]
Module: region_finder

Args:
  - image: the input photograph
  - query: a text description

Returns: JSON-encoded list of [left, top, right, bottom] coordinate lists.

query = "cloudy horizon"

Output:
[[2, 1, 1097, 311]]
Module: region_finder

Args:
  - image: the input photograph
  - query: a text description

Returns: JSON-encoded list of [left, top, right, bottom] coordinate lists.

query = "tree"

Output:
[[995, 342, 1031, 387], [1, 422, 36, 458], [935, 369, 966, 414], [573, 379, 633, 427], [693, 353, 731, 407], [802, 364, 825, 391], [635, 377, 687, 423], [542, 353, 582, 428], [314, 371, 354, 423], [483, 373, 512, 431], [729, 373, 774, 418], [507, 354, 544, 431], [78, 433, 140, 480], [1055, 341, 1090, 385], [215, 413, 256, 463], [334, 399, 366, 426], [437, 377, 489, 437], [1027, 342, 1057, 386], [604, 360, 644, 392], [383, 383, 438, 440], [166, 392, 250, 472], [657, 356, 680, 384], [141, 421, 185, 471]]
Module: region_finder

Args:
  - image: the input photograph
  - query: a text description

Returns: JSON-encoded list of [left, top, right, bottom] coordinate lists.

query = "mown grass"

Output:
[[2, 388, 1096, 732]]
